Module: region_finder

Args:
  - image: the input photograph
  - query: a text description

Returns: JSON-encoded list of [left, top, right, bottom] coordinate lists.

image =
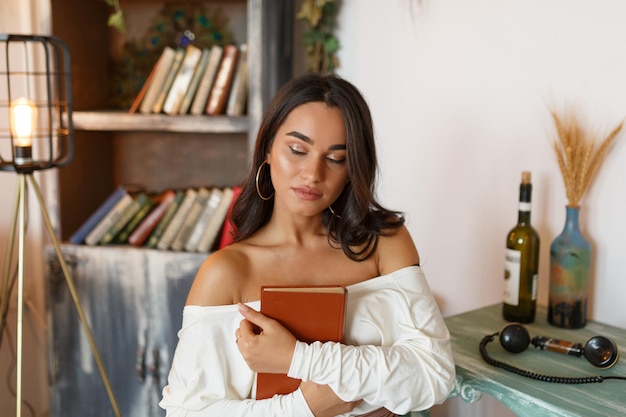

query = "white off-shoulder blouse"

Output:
[[159, 265, 455, 416]]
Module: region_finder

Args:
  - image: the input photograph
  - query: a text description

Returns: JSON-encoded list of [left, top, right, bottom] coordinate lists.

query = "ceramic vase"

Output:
[[548, 206, 591, 329]]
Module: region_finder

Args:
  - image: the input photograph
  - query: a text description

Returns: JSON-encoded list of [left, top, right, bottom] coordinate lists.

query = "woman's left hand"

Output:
[[236, 303, 297, 374]]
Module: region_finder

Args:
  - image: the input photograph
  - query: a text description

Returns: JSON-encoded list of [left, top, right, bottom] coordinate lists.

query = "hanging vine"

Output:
[[296, 0, 340, 74], [104, 0, 125, 33]]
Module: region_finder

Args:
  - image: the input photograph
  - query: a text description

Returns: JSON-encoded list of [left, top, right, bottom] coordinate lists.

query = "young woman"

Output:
[[160, 73, 455, 417]]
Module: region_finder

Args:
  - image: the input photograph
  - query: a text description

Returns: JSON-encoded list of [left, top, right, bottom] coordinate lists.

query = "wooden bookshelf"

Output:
[[71, 111, 249, 133], [45, 1, 292, 416], [51, 0, 292, 241]]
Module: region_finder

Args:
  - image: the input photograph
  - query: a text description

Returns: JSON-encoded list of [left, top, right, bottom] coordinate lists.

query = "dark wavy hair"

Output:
[[230, 73, 404, 261]]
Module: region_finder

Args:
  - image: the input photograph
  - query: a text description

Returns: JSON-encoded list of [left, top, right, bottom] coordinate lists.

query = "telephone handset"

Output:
[[479, 323, 626, 384]]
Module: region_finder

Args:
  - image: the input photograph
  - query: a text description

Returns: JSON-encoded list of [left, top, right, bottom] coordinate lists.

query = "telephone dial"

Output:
[[480, 323, 626, 384]]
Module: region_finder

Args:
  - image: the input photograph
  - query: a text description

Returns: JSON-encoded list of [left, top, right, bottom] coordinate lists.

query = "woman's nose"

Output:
[[301, 157, 324, 182]]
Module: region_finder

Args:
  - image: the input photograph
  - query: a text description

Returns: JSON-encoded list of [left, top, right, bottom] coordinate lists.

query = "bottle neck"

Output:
[[518, 204, 531, 225], [563, 206, 580, 232], [518, 183, 532, 225]]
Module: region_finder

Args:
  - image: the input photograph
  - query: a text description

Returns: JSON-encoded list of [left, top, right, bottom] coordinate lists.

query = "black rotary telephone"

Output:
[[479, 323, 626, 384]]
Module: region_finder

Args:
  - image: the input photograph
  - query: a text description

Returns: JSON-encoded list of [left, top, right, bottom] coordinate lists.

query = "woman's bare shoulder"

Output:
[[376, 225, 420, 275], [185, 243, 251, 306]]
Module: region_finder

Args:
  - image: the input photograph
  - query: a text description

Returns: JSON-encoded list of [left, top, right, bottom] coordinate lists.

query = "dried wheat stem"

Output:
[[550, 108, 622, 207]]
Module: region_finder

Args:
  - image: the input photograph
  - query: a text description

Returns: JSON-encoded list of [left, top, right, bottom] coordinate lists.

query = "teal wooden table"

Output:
[[444, 304, 626, 417]]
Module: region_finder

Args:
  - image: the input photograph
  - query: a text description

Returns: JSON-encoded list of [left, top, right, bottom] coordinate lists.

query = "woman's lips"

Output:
[[292, 187, 322, 201]]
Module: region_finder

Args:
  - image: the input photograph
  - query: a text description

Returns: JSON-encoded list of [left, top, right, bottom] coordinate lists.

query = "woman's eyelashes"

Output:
[[287, 145, 346, 165], [326, 155, 346, 164], [288, 145, 305, 156]]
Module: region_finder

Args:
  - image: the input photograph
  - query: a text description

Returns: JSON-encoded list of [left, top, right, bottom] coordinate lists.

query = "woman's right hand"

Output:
[[300, 381, 362, 417]]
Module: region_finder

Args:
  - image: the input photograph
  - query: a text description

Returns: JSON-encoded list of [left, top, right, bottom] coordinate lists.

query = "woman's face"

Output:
[[267, 102, 349, 218]]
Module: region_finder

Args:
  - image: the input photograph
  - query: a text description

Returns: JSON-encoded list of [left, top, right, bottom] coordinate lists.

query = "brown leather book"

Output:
[[256, 285, 347, 400], [205, 44, 239, 115]]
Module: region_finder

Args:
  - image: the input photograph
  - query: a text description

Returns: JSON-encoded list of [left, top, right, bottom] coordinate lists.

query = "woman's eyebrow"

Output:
[[286, 130, 346, 151], [286, 130, 311, 143]]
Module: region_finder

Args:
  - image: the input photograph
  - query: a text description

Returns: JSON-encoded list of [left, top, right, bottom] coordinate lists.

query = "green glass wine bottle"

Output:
[[503, 171, 540, 323]]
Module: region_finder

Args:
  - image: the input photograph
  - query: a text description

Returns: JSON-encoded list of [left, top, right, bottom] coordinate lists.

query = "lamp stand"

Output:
[[0, 172, 121, 417]]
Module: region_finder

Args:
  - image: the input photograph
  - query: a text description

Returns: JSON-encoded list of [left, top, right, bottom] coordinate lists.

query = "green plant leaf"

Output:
[[107, 10, 126, 33], [324, 36, 339, 53]]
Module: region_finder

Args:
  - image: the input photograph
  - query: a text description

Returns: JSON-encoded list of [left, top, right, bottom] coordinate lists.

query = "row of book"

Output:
[[69, 185, 242, 253], [129, 43, 248, 117]]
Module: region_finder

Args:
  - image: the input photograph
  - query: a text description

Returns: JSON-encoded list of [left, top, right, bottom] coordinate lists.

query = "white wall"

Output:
[[336, 0, 626, 327], [335, 0, 626, 415]]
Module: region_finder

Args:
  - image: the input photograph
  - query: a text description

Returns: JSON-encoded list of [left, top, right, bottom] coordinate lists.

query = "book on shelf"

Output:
[[178, 48, 210, 115], [205, 44, 239, 115], [139, 46, 177, 115], [151, 48, 185, 114], [226, 44, 248, 116], [162, 45, 203, 115], [256, 285, 348, 400], [217, 185, 242, 249], [145, 190, 185, 249], [196, 187, 235, 253], [84, 191, 135, 246], [99, 192, 151, 245], [69, 185, 128, 245], [129, 59, 159, 114], [184, 187, 224, 252], [156, 188, 198, 251], [114, 194, 156, 244], [128, 189, 177, 247], [190, 45, 223, 116], [170, 187, 211, 252]]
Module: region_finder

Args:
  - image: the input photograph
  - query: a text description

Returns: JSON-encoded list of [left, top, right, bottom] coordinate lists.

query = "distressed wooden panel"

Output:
[[46, 245, 206, 417]]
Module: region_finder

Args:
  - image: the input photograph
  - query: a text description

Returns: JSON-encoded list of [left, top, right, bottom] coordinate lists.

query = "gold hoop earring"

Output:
[[255, 161, 274, 201], [328, 205, 342, 219]]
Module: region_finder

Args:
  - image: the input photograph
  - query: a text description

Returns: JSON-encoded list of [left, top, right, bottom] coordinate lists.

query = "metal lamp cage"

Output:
[[0, 33, 73, 173]]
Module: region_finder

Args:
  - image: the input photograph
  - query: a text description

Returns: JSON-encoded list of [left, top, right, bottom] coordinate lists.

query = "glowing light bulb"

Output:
[[9, 97, 36, 165]]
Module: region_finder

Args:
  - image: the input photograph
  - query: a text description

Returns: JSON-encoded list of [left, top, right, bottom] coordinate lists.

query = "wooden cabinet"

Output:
[[46, 245, 206, 417], [445, 304, 626, 416]]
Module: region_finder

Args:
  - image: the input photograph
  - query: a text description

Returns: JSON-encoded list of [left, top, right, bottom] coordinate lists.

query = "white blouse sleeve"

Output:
[[159, 304, 314, 417], [286, 266, 455, 415]]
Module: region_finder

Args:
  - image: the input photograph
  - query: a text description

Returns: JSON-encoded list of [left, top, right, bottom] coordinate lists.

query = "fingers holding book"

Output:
[[236, 303, 296, 374]]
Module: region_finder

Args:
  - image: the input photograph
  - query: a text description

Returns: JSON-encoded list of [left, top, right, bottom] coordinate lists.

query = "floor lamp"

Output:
[[0, 34, 120, 417]]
